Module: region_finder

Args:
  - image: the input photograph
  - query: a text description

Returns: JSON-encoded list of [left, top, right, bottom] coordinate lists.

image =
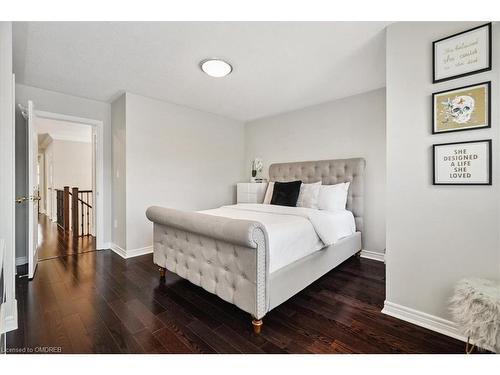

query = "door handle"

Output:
[[30, 195, 41, 201], [15, 196, 27, 204]]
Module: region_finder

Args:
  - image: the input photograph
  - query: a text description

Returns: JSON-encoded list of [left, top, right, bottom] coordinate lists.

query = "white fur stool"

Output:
[[450, 278, 500, 353]]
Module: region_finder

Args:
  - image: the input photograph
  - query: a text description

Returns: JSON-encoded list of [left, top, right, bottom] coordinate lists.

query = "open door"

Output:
[[27, 100, 40, 279], [91, 127, 97, 236]]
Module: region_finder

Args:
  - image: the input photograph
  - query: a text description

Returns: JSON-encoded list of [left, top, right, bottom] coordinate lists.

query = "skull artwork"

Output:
[[443, 95, 475, 124]]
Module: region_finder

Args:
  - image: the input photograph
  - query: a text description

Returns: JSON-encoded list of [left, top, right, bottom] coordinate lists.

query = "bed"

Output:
[[146, 158, 365, 334]]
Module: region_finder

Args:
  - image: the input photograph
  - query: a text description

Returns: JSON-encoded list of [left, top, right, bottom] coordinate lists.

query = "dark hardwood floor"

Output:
[[7, 249, 465, 354], [38, 213, 96, 260]]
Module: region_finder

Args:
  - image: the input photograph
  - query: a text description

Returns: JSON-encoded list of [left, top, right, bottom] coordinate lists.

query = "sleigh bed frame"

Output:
[[146, 158, 365, 334]]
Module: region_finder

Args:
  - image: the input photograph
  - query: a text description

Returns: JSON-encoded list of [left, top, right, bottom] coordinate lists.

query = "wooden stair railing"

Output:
[[55, 186, 93, 237]]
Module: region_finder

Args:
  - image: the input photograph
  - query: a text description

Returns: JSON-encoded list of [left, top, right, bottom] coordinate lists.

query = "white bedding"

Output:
[[201, 203, 356, 273]]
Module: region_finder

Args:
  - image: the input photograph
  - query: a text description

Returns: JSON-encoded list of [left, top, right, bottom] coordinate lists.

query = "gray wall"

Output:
[[386, 22, 500, 320], [113, 92, 246, 252], [15, 83, 112, 259], [244, 88, 386, 254]]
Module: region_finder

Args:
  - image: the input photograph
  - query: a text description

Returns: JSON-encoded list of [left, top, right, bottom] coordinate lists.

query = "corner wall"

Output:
[[111, 92, 246, 255], [111, 94, 127, 250], [385, 22, 500, 335]]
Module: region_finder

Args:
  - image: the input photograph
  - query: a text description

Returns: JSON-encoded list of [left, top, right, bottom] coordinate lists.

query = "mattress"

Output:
[[201, 203, 356, 273]]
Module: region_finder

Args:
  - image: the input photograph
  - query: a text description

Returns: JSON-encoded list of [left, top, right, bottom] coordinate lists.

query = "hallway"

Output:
[[38, 213, 96, 260]]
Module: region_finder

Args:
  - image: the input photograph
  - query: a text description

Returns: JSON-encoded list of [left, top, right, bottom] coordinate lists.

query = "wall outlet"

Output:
[[114, 219, 118, 229]]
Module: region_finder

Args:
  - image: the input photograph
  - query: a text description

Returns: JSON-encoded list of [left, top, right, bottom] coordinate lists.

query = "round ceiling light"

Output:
[[200, 59, 232, 78]]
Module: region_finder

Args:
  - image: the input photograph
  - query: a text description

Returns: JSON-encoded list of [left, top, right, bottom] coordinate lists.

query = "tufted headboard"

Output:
[[268, 158, 366, 235]]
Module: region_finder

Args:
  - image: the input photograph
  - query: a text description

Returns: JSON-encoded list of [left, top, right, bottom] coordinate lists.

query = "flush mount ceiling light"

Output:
[[200, 59, 233, 78]]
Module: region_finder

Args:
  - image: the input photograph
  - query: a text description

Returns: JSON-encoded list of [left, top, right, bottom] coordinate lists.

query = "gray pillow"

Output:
[[296, 181, 322, 209]]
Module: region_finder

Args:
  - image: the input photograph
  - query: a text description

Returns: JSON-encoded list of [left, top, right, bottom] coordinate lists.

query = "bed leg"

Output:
[[252, 318, 263, 334], [158, 266, 166, 278], [356, 250, 362, 258]]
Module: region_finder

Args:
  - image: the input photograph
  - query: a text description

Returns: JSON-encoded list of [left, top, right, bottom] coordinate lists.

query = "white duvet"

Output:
[[201, 204, 356, 273]]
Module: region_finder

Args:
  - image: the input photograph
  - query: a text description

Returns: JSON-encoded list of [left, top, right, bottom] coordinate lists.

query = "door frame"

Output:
[[35, 110, 105, 250], [27, 100, 39, 279]]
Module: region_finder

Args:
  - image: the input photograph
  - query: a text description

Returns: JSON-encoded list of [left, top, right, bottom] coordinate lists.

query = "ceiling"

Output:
[[36, 117, 92, 144], [14, 22, 388, 122]]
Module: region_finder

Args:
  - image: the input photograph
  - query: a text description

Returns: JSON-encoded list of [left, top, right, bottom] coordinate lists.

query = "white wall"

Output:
[[0, 21, 17, 332], [15, 84, 112, 246], [111, 92, 246, 252], [37, 153, 45, 213], [14, 104, 28, 263], [245, 88, 386, 254], [385, 22, 500, 327], [43, 139, 55, 220], [111, 94, 127, 249], [39, 138, 92, 225], [52, 139, 93, 190]]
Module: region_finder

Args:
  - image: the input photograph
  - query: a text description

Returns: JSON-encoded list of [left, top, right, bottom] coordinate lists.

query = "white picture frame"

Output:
[[433, 23, 492, 83], [433, 140, 492, 185]]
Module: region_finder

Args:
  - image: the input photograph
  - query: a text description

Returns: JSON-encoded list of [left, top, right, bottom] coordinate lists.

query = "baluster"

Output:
[[86, 198, 90, 235], [63, 186, 70, 231], [72, 187, 79, 236], [81, 200, 84, 236]]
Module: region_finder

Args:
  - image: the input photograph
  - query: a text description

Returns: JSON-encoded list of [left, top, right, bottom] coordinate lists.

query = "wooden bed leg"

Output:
[[158, 266, 166, 278], [356, 250, 362, 258], [252, 318, 263, 334]]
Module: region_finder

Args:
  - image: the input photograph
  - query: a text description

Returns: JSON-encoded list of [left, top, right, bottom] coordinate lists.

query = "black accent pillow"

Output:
[[270, 180, 302, 207]]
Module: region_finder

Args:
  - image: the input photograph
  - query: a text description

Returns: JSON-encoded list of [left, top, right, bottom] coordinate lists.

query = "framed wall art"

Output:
[[433, 23, 492, 83], [432, 81, 490, 134], [433, 139, 492, 185]]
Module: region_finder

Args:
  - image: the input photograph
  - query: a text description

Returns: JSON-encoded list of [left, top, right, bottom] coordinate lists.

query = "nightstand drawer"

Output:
[[236, 183, 268, 204]]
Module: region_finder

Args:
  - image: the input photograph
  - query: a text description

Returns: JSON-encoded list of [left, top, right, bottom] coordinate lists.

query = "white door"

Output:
[[27, 100, 39, 279]]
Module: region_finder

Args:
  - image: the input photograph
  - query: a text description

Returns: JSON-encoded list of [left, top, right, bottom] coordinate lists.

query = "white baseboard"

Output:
[[110, 243, 153, 259], [98, 242, 112, 251], [110, 243, 127, 258], [1, 299, 18, 333], [15, 256, 27, 266], [360, 249, 385, 262], [382, 300, 466, 342]]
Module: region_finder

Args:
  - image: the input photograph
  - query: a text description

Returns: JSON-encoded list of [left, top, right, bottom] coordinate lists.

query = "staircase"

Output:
[[55, 186, 94, 237]]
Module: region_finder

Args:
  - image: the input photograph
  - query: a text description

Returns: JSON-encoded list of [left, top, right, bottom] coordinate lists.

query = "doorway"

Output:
[[36, 116, 96, 259], [15, 104, 105, 277]]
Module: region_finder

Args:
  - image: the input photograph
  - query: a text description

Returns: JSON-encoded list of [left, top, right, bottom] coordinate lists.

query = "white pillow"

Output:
[[296, 181, 322, 209], [263, 181, 274, 204], [317, 182, 350, 211]]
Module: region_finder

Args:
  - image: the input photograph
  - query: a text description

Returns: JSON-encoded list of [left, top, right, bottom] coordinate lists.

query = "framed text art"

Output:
[[432, 81, 490, 134], [433, 139, 492, 185], [433, 23, 492, 83]]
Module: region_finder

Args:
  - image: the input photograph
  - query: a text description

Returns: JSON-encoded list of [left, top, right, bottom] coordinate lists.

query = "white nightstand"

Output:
[[236, 182, 268, 204]]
